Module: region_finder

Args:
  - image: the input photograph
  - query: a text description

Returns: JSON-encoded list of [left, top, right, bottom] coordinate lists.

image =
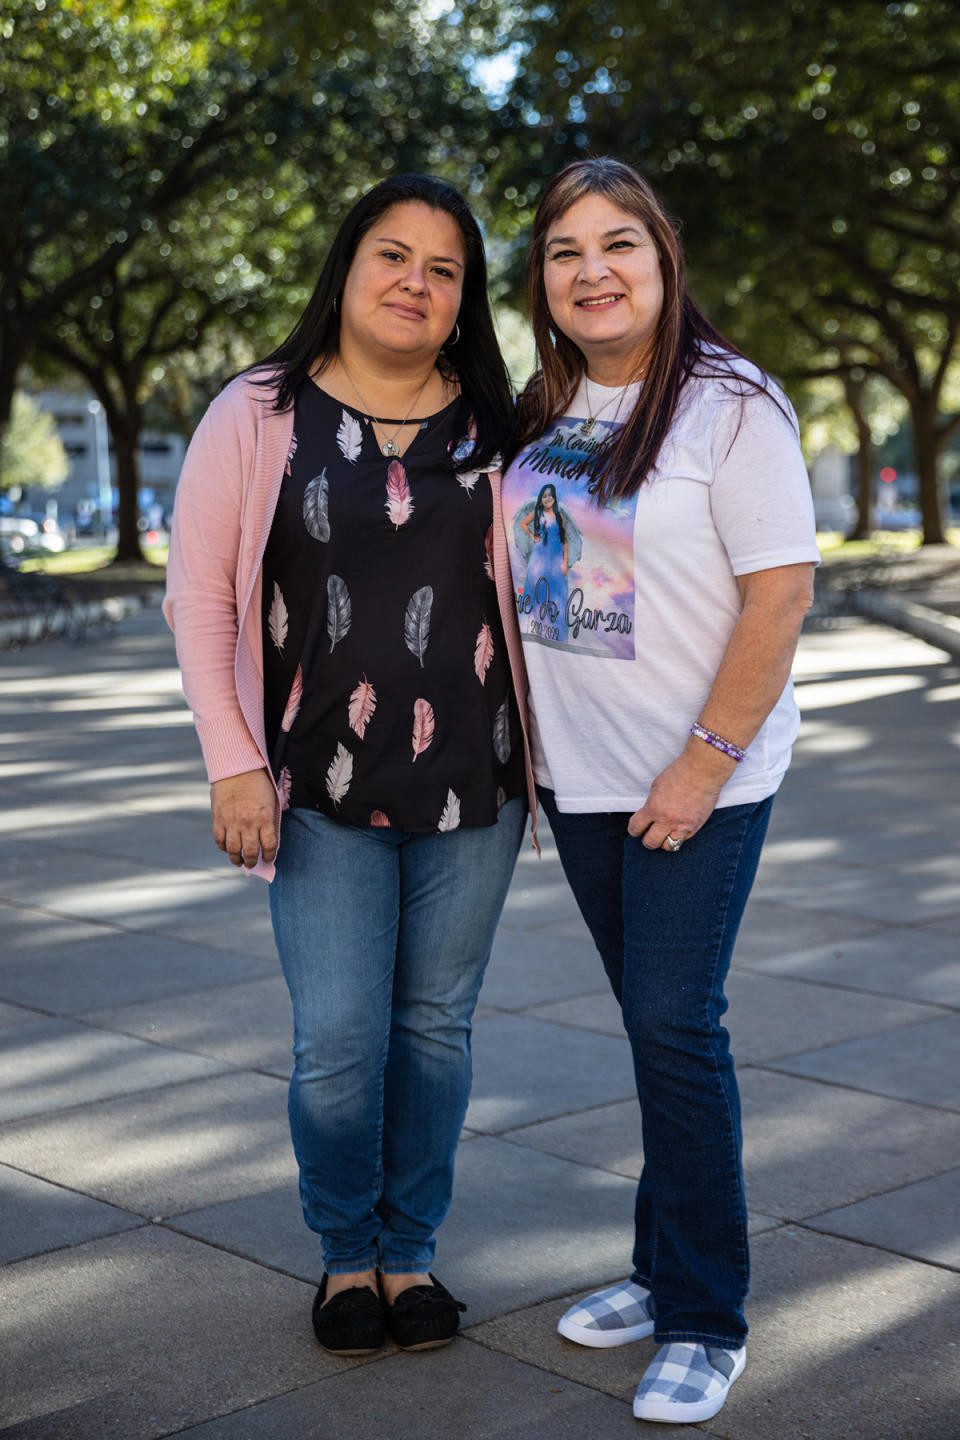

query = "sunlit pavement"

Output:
[[1, 607, 958, 1439]]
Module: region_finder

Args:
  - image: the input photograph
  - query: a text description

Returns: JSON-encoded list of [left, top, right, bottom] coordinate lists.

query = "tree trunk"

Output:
[[111, 423, 146, 563], [842, 377, 874, 541], [913, 402, 946, 546]]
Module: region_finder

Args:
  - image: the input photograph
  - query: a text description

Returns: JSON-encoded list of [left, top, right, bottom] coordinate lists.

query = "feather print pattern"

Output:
[[456, 466, 482, 496], [268, 582, 288, 654], [483, 526, 494, 581], [337, 409, 362, 463], [474, 621, 494, 685], [326, 574, 351, 652], [385, 460, 414, 529], [284, 433, 298, 476], [278, 766, 292, 811], [348, 675, 377, 739], [411, 698, 435, 762], [403, 585, 433, 667], [438, 788, 461, 832], [370, 810, 391, 827], [325, 742, 353, 807], [303, 470, 330, 542], [280, 665, 303, 732], [492, 700, 512, 764]]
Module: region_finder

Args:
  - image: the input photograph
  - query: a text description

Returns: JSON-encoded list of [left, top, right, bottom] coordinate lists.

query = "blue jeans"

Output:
[[538, 787, 773, 1348], [270, 799, 525, 1275]]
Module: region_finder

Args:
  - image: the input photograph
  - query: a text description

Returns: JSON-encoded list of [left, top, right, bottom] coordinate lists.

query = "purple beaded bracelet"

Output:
[[690, 721, 746, 763]]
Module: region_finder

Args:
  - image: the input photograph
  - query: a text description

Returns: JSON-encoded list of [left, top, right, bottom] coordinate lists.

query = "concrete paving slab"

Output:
[[481, 921, 602, 1010], [466, 1014, 635, 1134], [0, 899, 124, 956], [0, 1017, 230, 1122], [469, 1226, 960, 1439], [0, 1225, 362, 1439], [80, 974, 292, 1075], [501, 1071, 960, 1223], [751, 858, 960, 925], [806, 1167, 960, 1270], [739, 1067, 960, 1218], [0, 932, 277, 1016], [770, 1013, 960, 1110], [173, 1339, 637, 1440], [0, 1000, 47, 1031], [162, 908, 279, 961], [740, 926, 960, 1008], [173, 1137, 640, 1327], [523, 974, 944, 1064], [0, 1161, 142, 1264], [729, 899, 882, 966], [0, 1071, 294, 1216], [924, 912, 960, 937], [29, 810, 237, 875], [498, 875, 584, 929], [0, 849, 268, 934]]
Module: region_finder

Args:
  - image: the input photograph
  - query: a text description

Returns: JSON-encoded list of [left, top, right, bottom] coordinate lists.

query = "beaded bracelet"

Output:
[[689, 721, 746, 763]]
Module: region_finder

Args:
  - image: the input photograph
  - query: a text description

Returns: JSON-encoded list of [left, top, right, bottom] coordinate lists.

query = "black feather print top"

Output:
[[260, 382, 523, 833]]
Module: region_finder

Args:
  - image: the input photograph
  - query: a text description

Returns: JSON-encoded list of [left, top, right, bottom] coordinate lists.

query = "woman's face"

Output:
[[541, 489, 556, 509], [542, 192, 664, 373], [340, 201, 465, 364]]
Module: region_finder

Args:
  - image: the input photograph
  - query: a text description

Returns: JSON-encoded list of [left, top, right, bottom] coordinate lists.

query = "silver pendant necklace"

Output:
[[580, 377, 632, 437], [339, 359, 433, 458]]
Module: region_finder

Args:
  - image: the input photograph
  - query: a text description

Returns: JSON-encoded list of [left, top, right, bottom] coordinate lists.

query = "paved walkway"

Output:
[[1, 607, 958, 1439]]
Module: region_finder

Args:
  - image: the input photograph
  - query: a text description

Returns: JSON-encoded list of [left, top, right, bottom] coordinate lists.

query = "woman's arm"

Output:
[[164, 385, 279, 868], [628, 562, 815, 848]]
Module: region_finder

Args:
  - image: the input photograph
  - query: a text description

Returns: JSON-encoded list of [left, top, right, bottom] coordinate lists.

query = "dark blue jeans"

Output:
[[538, 787, 773, 1348]]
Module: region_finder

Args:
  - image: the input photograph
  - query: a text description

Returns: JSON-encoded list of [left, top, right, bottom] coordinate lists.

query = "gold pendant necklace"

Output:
[[339, 360, 433, 458]]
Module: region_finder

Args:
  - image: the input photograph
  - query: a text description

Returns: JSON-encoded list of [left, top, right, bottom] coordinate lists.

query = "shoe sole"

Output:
[[557, 1313, 655, 1348], [632, 1347, 746, 1423], [393, 1335, 458, 1352], [315, 1341, 384, 1356]]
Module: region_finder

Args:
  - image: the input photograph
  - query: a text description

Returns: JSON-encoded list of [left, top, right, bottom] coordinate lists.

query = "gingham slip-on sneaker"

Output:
[[557, 1280, 655, 1348], [633, 1341, 746, 1423]]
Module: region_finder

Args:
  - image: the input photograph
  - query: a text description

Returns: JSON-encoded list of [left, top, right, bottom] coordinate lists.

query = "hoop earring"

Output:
[[449, 322, 460, 346], [333, 295, 339, 314]]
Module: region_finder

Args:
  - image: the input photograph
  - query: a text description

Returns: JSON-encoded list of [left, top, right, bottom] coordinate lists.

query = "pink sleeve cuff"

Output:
[[195, 710, 269, 784]]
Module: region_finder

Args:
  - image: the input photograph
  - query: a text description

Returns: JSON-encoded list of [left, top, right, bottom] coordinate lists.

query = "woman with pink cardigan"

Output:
[[164, 174, 535, 1357]]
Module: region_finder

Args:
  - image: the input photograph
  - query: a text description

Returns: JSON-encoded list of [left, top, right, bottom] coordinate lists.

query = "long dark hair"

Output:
[[511, 158, 786, 503], [247, 174, 512, 470], [532, 483, 566, 543]]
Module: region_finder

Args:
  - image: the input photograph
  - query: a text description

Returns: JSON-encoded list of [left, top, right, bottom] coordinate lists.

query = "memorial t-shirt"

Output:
[[500, 359, 821, 812]]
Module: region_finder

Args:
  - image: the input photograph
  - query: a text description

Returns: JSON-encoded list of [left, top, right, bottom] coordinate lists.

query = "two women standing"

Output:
[[166, 157, 817, 1425]]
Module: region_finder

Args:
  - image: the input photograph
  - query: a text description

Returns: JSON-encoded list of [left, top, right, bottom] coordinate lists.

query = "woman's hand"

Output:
[[627, 747, 733, 851], [210, 768, 279, 868]]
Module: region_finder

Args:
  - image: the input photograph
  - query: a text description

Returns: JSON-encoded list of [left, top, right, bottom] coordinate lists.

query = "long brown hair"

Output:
[[511, 157, 779, 503]]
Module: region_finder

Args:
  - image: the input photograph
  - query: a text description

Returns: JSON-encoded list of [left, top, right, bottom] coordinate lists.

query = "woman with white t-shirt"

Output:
[[501, 158, 819, 1426]]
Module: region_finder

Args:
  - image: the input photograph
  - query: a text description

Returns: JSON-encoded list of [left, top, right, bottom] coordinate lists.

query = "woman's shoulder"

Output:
[[686, 347, 796, 428]]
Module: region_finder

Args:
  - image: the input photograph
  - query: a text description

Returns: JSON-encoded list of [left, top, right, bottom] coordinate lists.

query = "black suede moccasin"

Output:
[[312, 1274, 385, 1355], [382, 1274, 466, 1351]]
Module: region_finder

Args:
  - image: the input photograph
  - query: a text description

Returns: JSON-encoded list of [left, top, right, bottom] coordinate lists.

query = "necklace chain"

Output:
[[579, 377, 632, 436], [338, 359, 434, 458]]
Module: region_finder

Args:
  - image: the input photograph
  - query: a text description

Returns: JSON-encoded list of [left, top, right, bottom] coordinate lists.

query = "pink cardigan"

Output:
[[163, 374, 538, 879]]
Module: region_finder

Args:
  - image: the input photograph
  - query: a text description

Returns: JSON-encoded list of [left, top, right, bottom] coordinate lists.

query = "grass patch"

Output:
[[19, 546, 167, 577]]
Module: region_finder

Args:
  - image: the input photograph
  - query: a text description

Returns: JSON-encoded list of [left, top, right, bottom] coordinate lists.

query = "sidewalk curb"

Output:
[[850, 589, 960, 657]]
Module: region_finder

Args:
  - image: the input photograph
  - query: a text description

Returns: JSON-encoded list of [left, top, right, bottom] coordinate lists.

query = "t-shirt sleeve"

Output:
[[709, 388, 821, 576]]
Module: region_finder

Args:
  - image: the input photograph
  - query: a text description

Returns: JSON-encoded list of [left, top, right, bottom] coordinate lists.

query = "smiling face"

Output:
[[542, 192, 665, 378], [340, 201, 465, 365]]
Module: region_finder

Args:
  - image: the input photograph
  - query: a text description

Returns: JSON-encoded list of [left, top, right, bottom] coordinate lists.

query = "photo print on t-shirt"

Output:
[[503, 415, 639, 660]]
